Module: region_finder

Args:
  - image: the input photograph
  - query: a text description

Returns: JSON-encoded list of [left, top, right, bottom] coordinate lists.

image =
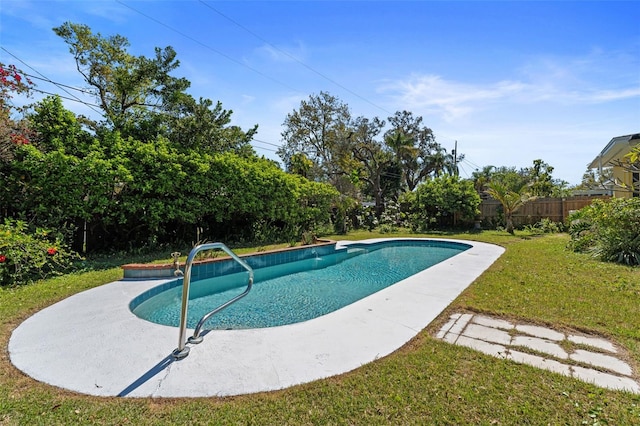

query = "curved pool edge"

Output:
[[129, 238, 472, 328], [8, 238, 505, 398]]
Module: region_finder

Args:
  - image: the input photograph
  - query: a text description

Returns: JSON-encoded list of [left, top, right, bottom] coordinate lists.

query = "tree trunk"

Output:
[[506, 213, 515, 234]]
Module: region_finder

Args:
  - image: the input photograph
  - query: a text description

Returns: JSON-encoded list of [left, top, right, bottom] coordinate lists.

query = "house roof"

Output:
[[588, 133, 640, 169]]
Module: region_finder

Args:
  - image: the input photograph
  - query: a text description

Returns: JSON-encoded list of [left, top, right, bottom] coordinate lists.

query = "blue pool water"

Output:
[[131, 240, 469, 330]]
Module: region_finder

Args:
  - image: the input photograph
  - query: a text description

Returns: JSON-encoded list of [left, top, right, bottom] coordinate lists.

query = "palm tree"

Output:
[[485, 181, 532, 234], [472, 165, 495, 193], [430, 147, 459, 177]]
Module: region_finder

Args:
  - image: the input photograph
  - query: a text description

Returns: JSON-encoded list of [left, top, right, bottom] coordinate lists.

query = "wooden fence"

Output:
[[478, 195, 610, 227]]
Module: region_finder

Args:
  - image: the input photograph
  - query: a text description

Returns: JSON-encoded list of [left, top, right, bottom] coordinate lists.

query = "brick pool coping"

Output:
[[121, 240, 337, 279]]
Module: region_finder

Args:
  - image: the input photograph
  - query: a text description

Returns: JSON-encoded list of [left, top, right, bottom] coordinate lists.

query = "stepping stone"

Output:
[[472, 315, 514, 330], [572, 365, 640, 393], [570, 350, 632, 376], [512, 335, 568, 359], [568, 334, 617, 353], [456, 335, 507, 358], [462, 323, 512, 346], [434, 312, 640, 394], [436, 315, 460, 339], [508, 350, 570, 376], [515, 324, 564, 341], [443, 332, 459, 344], [448, 313, 473, 336]]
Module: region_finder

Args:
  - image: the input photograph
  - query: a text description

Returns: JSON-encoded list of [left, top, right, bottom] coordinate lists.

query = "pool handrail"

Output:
[[172, 242, 254, 359]]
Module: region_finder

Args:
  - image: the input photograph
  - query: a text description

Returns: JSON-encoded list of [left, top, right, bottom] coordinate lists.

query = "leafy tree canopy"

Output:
[[401, 175, 480, 232], [1, 24, 338, 251], [278, 91, 352, 189], [54, 22, 190, 131], [384, 111, 457, 191], [278, 96, 462, 219], [0, 63, 33, 162], [54, 22, 257, 156]]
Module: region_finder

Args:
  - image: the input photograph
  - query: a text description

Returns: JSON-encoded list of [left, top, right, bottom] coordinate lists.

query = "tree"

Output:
[[162, 96, 257, 156], [384, 111, 453, 191], [288, 152, 313, 178], [402, 175, 480, 231], [488, 166, 529, 193], [525, 159, 555, 197], [0, 63, 33, 162], [578, 167, 613, 191], [485, 181, 533, 234], [2, 27, 340, 252], [54, 22, 191, 132], [484, 160, 568, 198], [278, 91, 353, 191], [29, 96, 94, 155], [430, 146, 461, 177], [2, 98, 126, 237], [349, 116, 397, 217], [54, 22, 258, 156], [471, 165, 496, 193], [620, 142, 640, 194]]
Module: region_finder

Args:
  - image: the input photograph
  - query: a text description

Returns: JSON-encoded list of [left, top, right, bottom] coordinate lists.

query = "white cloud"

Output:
[[82, 1, 132, 24], [379, 47, 640, 123], [517, 48, 640, 103], [240, 94, 255, 104], [579, 88, 640, 103], [272, 93, 307, 115], [255, 41, 307, 64], [379, 74, 528, 122]]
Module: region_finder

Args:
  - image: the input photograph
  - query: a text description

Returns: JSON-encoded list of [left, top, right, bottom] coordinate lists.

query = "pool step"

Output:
[[345, 247, 368, 258]]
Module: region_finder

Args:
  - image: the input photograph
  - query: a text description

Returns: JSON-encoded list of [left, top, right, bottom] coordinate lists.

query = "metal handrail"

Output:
[[172, 243, 254, 359]]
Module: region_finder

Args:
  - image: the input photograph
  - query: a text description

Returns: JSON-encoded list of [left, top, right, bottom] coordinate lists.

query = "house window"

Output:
[[633, 172, 639, 197]]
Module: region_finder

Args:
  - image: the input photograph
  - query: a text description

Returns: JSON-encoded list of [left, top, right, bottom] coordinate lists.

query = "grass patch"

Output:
[[1, 231, 640, 424]]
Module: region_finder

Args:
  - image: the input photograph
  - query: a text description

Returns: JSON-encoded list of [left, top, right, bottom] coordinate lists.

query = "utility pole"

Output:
[[453, 140, 458, 176]]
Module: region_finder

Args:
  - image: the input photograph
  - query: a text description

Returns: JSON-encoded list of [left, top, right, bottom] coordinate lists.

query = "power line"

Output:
[[457, 162, 471, 179], [2, 51, 197, 114], [2, 51, 293, 141], [29, 87, 101, 108], [21, 72, 93, 95], [461, 157, 482, 171], [115, 0, 300, 93], [1, 47, 104, 116], [251, 139, 279, 152], [197, 0, 392, 116], [252, 145, 278, 154], [460, 154, 481, 170], [252, 138, 281, 148]]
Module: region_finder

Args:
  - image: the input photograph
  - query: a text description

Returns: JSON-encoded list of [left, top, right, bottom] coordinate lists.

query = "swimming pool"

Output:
[[10, 238, 504, 397], [131, 240, 470, 330]]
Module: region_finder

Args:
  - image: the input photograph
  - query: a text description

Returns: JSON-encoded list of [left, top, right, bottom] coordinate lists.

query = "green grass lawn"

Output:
[[1, 231, 640, 424]]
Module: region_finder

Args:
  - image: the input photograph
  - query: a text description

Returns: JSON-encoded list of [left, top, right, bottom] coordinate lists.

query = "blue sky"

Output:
[[1, 1, 639, 185]]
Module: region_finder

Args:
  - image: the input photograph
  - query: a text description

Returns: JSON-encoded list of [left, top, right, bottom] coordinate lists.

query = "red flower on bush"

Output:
[[10, 133, 29, 145], [0, 254, 6, 263], [47, 247, 57, 256]]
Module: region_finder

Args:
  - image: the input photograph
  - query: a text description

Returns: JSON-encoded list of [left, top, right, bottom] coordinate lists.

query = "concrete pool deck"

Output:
[[8, 238, 505, 398]]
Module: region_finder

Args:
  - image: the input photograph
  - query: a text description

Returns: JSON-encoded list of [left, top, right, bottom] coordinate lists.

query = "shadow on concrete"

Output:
[[118, 353, 177, 397], [117, 332, 213, 397]]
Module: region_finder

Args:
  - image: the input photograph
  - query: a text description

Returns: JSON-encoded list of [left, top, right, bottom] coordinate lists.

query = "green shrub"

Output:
[[567, 214, 595, 252], [568, 198, 640, 266], [399, 176, 480, 232], [300, 230, 317, 245], [378, 200, 407, 230], [355, 205, 379, 232], [0, 219, 82, 286], [378, 224, 398, 234], [524, 218, 564, 235]]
